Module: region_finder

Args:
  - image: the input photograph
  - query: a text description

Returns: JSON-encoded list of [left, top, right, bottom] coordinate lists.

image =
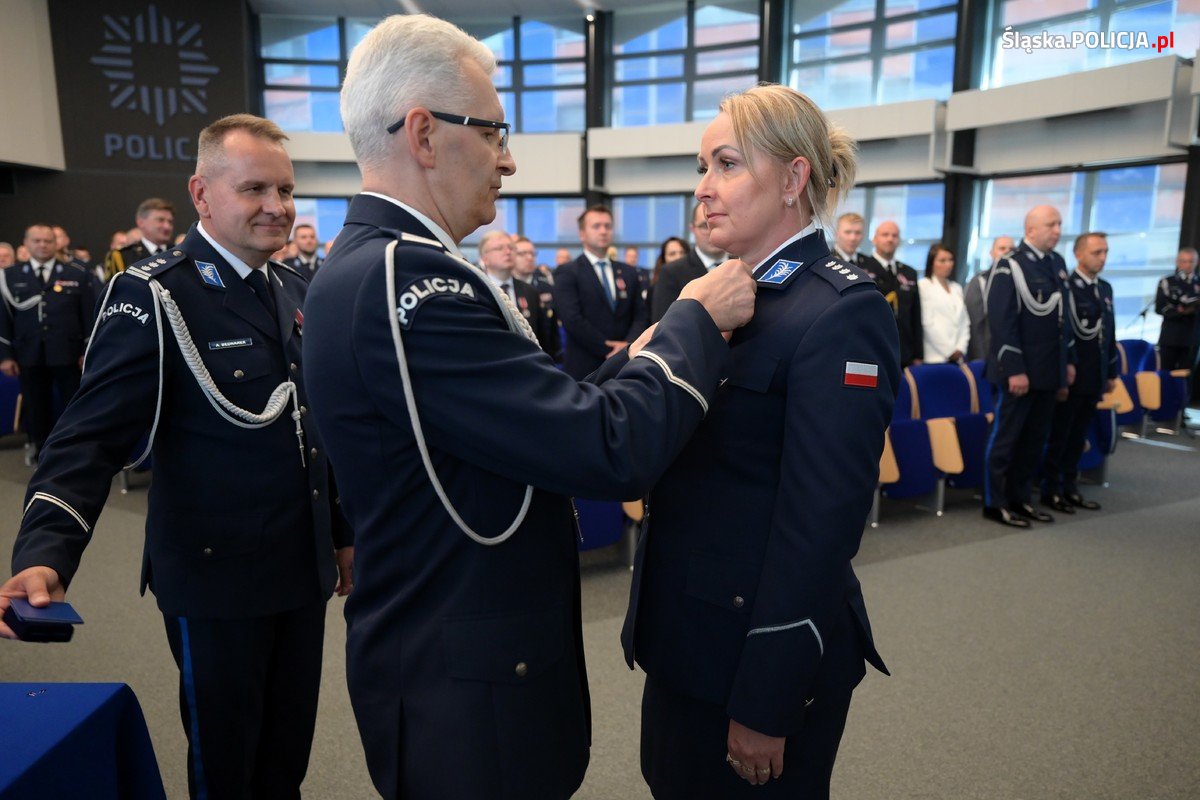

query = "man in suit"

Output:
[[651, 203, 727, 322], [1156, 247, 1199, 371], [1041, 232, 1118, 513], [284, 222, 324, 279], [303, 14, 756, 799], [965, 235, 1015, 361], [832, 211, 868, 266], [480, 229, 561, 359], [0, 115, 353, 798], [103, 197, 176, 281], [0, 224, 97, 458], [862, 220, 923, 367], [0, 242, 14, 269], [554, 204, 649, 378], [982, 205, 1072, 528], [513, 235, 555, 296]]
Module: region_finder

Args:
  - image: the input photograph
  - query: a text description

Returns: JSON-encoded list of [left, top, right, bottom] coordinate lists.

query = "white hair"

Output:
[[341, 14, 497, 173]]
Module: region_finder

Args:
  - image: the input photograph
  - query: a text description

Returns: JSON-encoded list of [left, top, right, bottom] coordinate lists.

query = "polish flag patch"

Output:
[[843, 361, 878, 388]]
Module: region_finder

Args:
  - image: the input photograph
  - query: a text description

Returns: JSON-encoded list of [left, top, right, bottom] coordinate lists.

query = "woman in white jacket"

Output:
[[918, 243, 969, 363]]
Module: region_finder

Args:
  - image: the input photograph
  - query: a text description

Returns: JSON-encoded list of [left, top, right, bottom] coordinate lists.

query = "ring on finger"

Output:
[[740, 765, 755, 775], [756, 767, 771, 775], [725, 754, 741, 767]]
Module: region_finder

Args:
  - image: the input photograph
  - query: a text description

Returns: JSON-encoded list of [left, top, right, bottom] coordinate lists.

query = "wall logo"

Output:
[[89, 3, 220, 128]]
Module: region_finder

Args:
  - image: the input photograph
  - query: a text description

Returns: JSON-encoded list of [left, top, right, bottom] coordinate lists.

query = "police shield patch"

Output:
[[195, 261, 226, 289], [757, 259, 804, 289]]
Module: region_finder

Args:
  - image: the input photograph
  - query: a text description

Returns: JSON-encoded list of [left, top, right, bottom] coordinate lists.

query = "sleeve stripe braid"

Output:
[[24, 492, 91, 534], [746, 617, 824, 656], [634, 349, 708, 414]]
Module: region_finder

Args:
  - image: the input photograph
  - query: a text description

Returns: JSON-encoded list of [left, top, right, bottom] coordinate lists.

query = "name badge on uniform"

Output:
[[757, 259, 804, 289], [208, 337, 253, 350], [195, 261, 225, 288]]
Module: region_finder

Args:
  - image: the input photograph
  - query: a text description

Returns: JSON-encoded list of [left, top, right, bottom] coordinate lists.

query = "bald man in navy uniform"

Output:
[[0, 115, 352, 799], [303, 14, 756, 800], [983, 205, 1073, 528]]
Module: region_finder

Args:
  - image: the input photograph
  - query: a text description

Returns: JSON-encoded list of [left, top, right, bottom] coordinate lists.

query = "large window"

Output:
[[461, 197, 588, 265], [259, 14, 587, 134], [834, 183, 947, 268], [972, 162, 1187, 340], [613, 195, 692, 265], [259, 16, 346, 132], [612, 1, 761, 127], [985, 0, 1200, 88], [786, 0, 957, 110], [456, 15, 587, 133]]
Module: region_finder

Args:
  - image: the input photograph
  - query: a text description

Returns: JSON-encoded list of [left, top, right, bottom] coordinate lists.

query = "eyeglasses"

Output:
[[387, 111, 510, 153]]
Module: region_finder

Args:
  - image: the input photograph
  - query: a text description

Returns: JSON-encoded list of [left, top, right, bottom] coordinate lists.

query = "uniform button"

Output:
[[233, 369, 244, 379], [289, 362, 298, 373], [733, 596, 745, 609], [312, 489, 320, 499], [514, 662, 528, 677], [202, 547, 213, 557], [299, 405, 308, 416], [309, 447, 318, 459]]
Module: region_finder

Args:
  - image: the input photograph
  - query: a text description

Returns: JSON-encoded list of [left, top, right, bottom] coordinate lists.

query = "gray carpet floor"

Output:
[[1, 430, 1197, 799]]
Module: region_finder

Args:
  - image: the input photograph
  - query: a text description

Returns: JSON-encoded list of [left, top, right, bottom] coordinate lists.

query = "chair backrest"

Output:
[[879, 428, 900, 484], [0, 374, 20, 436], [893, 368, 915, 420], [907, 364, 974, 420], [1118, 339, 1156, 373], [966, 359, 994, 414]]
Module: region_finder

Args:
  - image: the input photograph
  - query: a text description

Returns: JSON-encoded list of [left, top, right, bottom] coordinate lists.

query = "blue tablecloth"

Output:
[[0, 683, 165, 799]]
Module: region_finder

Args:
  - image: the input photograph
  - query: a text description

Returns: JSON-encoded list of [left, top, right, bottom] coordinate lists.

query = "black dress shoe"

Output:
[[1009, 503, 1054, 523], [1041, 495, 1076, 514], [1065, 492, 1101, 510], [983, 506, 1031, 528]]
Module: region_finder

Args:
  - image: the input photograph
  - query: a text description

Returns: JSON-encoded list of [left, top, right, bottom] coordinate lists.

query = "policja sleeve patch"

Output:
[[395, 275, 478, 329]]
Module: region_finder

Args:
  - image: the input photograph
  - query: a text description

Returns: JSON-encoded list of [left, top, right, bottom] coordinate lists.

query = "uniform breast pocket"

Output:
[[204, 345, 277, 386], [442, 604, 566, 685], [724, 352, 780, 394]]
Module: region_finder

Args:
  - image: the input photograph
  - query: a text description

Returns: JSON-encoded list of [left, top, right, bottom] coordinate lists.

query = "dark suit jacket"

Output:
[[302, 193, 729, 799], [0, 260, 97, 367], [513, 277, 561, 361], [862, 255, 923, 366], [622, 230, 896, 740], [11, 226, 350, 619], [964, 271, 990, 361], [650, 251, 709, 323], [553, 254, 648, 379]]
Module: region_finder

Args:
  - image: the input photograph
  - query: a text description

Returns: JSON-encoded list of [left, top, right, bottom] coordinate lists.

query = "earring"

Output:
[[785, 197, 795, 208]]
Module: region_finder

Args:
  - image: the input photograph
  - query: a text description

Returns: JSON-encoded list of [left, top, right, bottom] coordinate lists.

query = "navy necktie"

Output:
[[245, 269, 275, 318], [597, 260, 615, 308]]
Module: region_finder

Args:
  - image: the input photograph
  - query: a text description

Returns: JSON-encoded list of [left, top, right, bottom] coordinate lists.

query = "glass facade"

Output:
[[612, 195, 692, 265], [612, 1, 761, 126], [293, 198, 349, 253], [985, 0, 1200, 88], [786, 0, 957, 110], [972, 162, 1187, 340], [460, 197, 589, 265]]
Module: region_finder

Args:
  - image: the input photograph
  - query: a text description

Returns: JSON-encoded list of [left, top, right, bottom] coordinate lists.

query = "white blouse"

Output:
[[918, 276, 970, 363]]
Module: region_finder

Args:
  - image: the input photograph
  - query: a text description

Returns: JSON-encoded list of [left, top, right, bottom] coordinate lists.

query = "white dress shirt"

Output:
[[918, 276, 969, 363]]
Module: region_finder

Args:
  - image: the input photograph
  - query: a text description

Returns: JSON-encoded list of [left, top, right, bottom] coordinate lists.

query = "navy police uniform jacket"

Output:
[[302, 193, 729, 800], [10, 226, 350, 619], [284, 254, 324, 280], [0, 260, 97, 367], [1155, 271, 1200, 348], [1065, 272, 1118, 395], [513, 276, 561, 360], [621, 229, 898, 737], [985, 241, 1071, 390], [862, 255, 923, 366], [553, 254, 649, 378]]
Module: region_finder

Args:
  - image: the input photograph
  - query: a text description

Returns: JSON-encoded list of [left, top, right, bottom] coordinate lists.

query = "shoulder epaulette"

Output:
[[271, 260, 306, 281], [813, 255, 869, 294], [130, 248, 187, 277]]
